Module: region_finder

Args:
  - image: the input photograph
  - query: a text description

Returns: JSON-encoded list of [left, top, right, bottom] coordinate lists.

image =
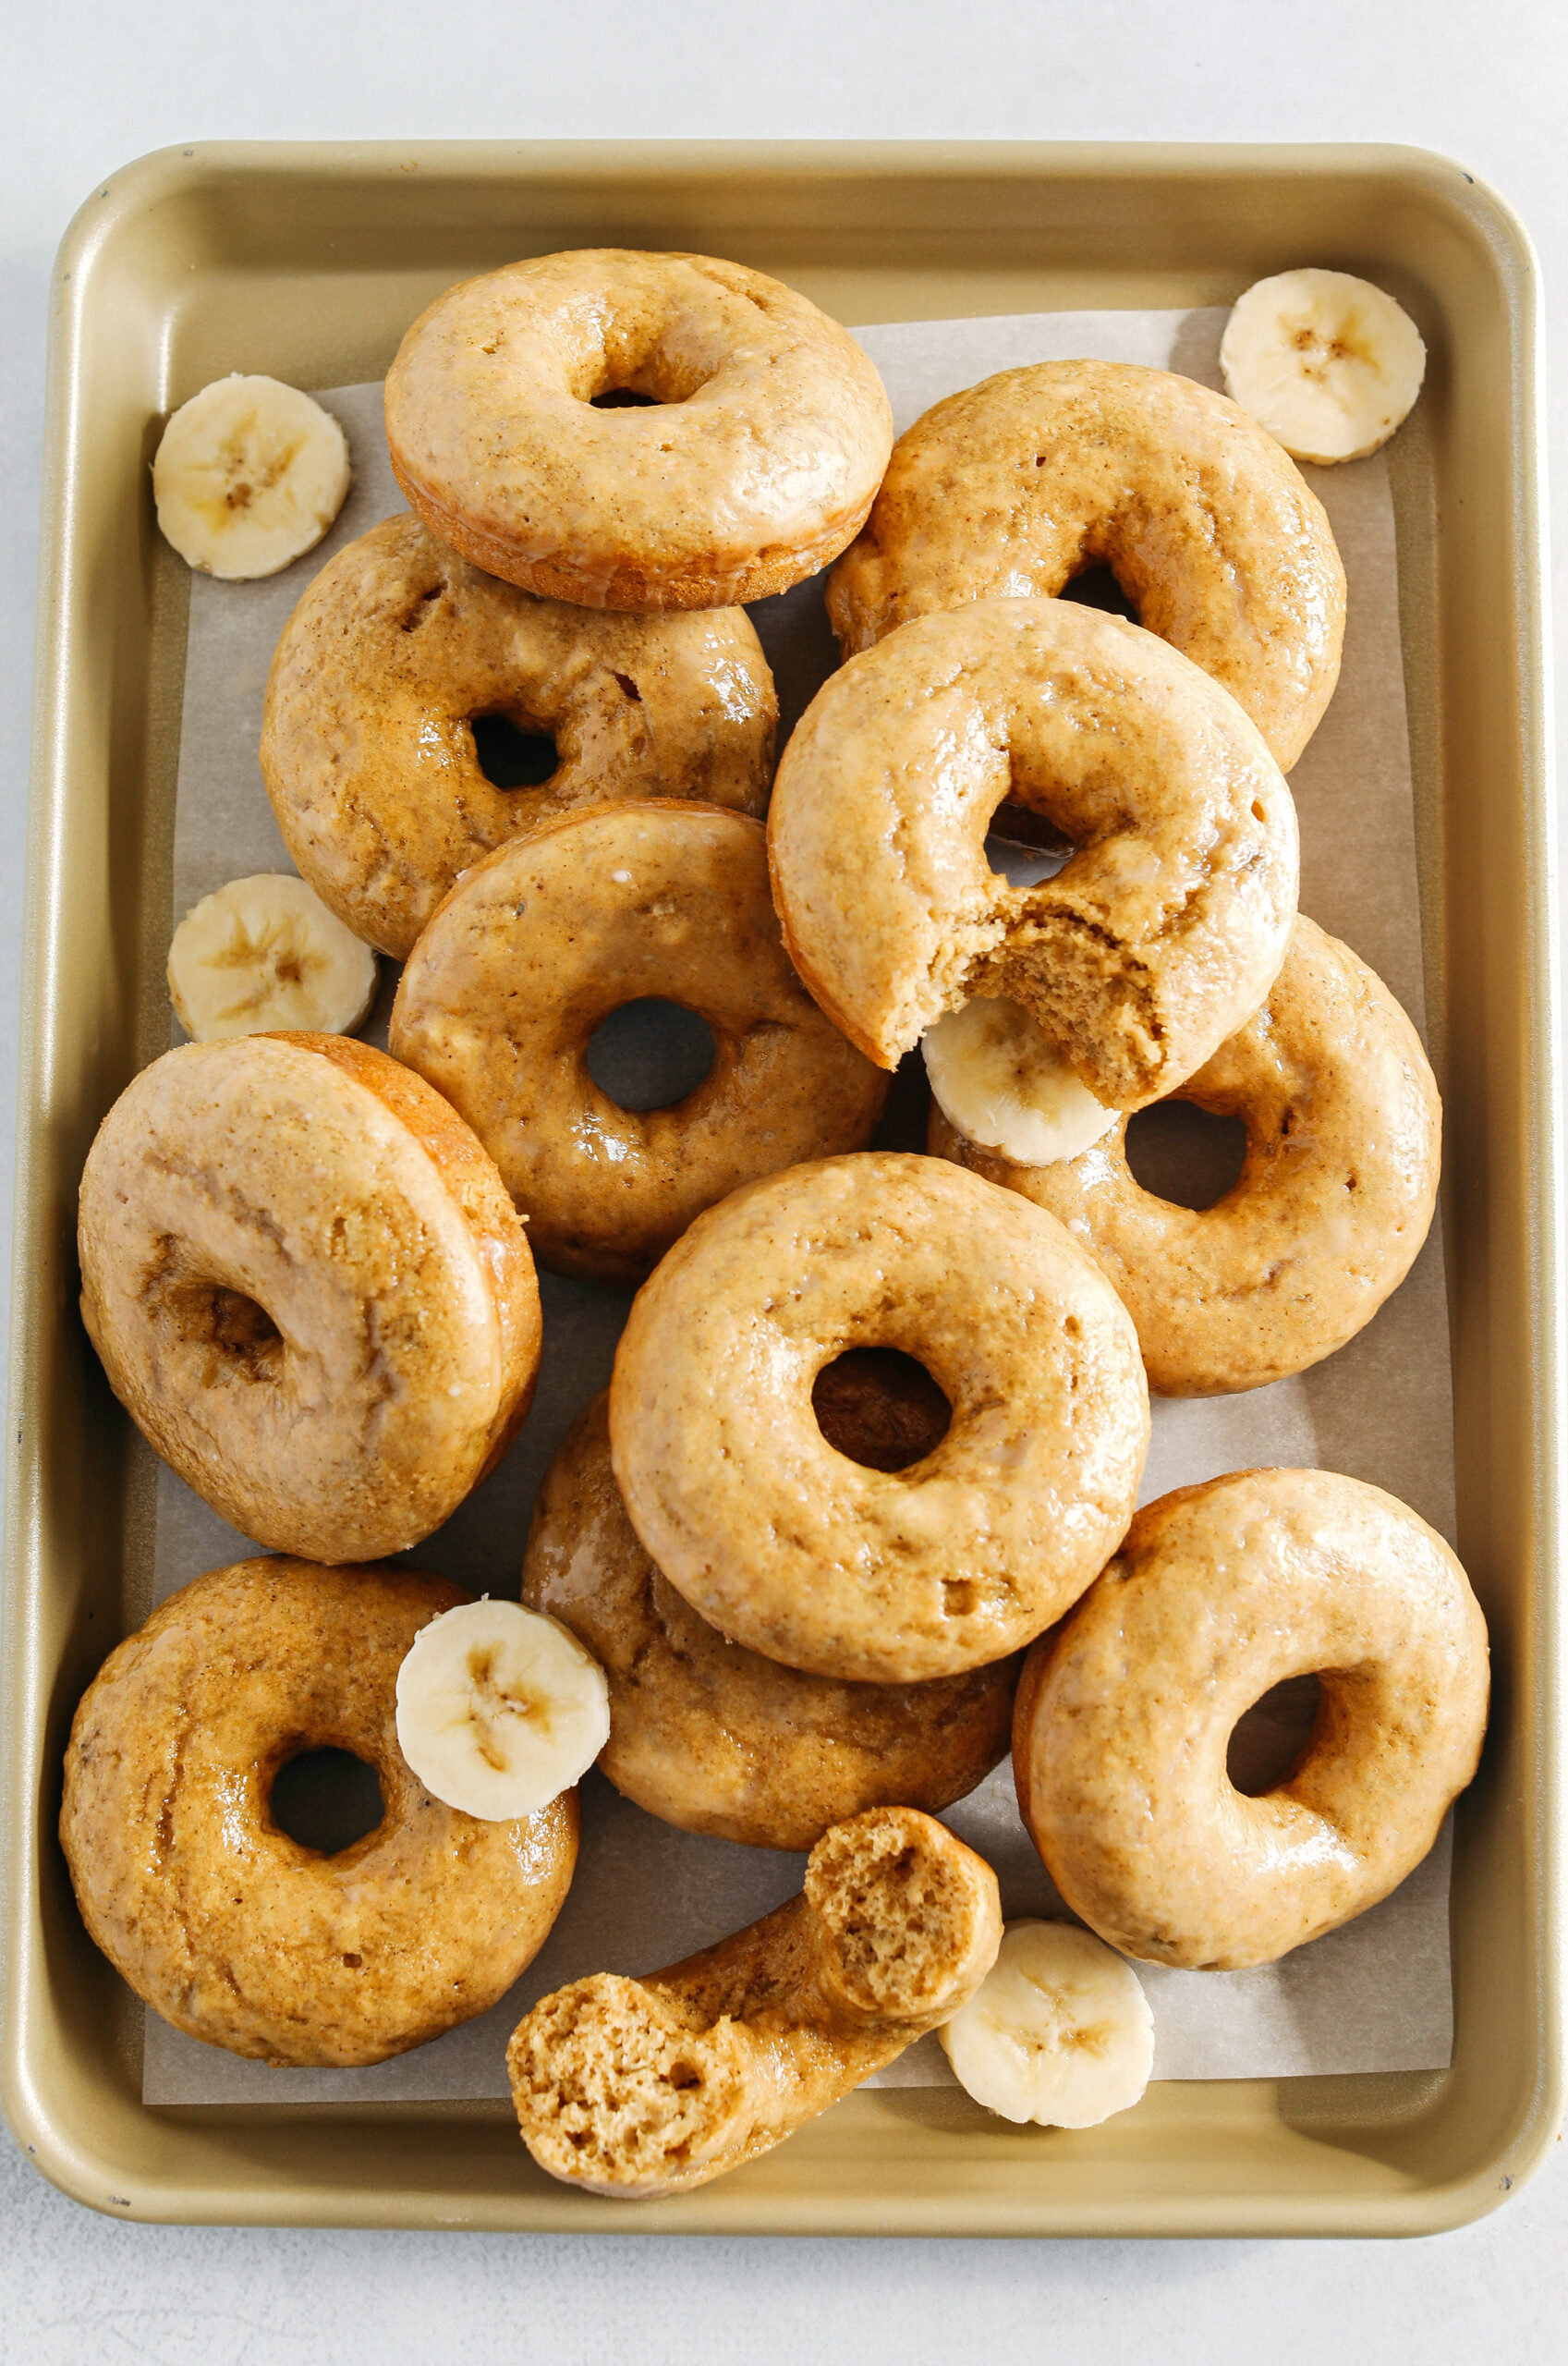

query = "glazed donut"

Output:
[[523, 1390, 1018, 1851], [509, 1805, 1001, 2197], [827, 359, 1345, 771], [609, 1153, 1149, 1685], [261, 512, 777, 959], [384, 249, 893, 610], [931, 917, 1441, 1395], [769, 598, 1299, 1108], [60, 1558, 578, 2066], [78, 1032, 541, 1562], [1013, 1470, 1489, 1970], [390, 802, 888, 1285]]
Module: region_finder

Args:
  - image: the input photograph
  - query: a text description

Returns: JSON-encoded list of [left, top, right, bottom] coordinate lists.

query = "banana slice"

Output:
[[152, 374, 351, 578], [939, 1920, 1154, 2128], [167, 873, 378, 1042], [1220, 268, 1426, 464], [395, 1600, 611, 1821], [922, 997, 1117, 1167]]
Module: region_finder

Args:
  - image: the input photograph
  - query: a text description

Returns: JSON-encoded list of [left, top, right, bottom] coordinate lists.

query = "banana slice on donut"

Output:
[[1220, 269, 1426, 464], [167, 873, 379, 1042], [152, 373, 351, 577], [938, 1920, 1154, 2128], [395, 1600, 611, 1820], [921, 997, 1118, 1167]]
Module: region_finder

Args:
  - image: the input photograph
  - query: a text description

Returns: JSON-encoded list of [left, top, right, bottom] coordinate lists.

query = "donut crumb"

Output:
[[807, 1813, 975, 2016], [507, 1976, 736, 2189]]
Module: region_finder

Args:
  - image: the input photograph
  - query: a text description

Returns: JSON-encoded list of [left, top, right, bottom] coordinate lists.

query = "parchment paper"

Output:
[[142, 310, 1457, 2104]]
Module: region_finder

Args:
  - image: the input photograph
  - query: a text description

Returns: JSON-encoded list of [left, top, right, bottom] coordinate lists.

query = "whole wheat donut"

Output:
[[523, 1390, 1017, 1850], [609, 1153, 1149, 1685], [827, 359, 1345, 771], [390, 802, 887, 1285], [931, 917, 1440, 1394], [60, 1557, 577, 2067], [78, 1033, 540, 1561], [1013, 1470, 1489, 1970], [384, 249, 893, 609], [768, 597, 1299, 1108], [261, 512, 777, 958], [508, 1805, 1001, 2197]]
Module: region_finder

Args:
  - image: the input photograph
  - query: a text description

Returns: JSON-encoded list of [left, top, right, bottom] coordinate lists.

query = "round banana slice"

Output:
[[395, 1600, 611, 1821], [167, 873, 378, 1042], [939, 1920, 1154, 2128], [1220, 268, 1426, 465], [152, 373, 351, 578], [922, 998, 1117, 1167]]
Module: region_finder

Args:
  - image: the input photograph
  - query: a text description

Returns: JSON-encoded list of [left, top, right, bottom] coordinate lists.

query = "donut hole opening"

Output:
[[469, 713, 558, 791], [269, 1748, 385, 1855], [984, 764, 1077, 883], [1124, 1101, 1248, 1210], [586, 998, 717, 1112], [163, 1280, 284, 1381], [812, 1347, 953, 1471], [987, 803, 1076, 869], [590, 387, 663, 409], [1061, 562, 1140, 626], [1227, 1674, 1323, 1797]]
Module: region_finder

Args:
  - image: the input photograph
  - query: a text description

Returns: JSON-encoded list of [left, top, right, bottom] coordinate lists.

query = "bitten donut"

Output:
[[523, 1391, 1018, 1851], [78, 1033, 541, 1561], [1014, 1470, 1489, 1970], [769, 598, 1299, 1108], [384, 249, 893, 609], [932, 918, 1441, 1395], [391, 802, 888, 1285], [828, 359, 1345, 771], [261, 512, 777, 958], [609, 1153, 1149, 1685], [60, 1558, 578, 2067], [509, 1806, 1001, 2197]]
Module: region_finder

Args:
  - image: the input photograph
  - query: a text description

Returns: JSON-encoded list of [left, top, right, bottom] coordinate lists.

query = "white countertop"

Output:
[[3, 3, 1564, 2357]]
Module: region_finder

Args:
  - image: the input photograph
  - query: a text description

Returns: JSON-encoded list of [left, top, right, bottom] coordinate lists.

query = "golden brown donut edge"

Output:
[[61, 1557, 577, 2067], [1012, 1470, 1489, 1970], [523, 1391, 1018, 1850], [825, 358, 1346, 772], [930, 916, 1442, 1396], [261, 511, 778, 959]]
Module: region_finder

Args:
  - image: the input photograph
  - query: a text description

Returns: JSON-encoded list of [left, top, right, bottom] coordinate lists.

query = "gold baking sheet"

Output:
[[3, 141, 1560, 2235]]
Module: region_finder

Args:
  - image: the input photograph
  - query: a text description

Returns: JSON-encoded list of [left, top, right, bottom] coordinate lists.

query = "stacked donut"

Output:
[[62, 250, 1487, 2197]]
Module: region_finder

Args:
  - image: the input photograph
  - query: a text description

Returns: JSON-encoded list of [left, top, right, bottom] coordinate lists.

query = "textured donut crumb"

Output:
[[807, 1819, 974, 2017], [508, 1976, 739, 2191], [508, 1807, 1002, 2196]]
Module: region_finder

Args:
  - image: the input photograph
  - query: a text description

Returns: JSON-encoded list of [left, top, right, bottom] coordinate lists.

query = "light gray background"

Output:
[[2, 3, 1563, 2358]]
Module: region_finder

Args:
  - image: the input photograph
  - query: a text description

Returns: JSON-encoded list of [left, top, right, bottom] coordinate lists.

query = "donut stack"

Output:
[[62, 251, 1487, 2190]]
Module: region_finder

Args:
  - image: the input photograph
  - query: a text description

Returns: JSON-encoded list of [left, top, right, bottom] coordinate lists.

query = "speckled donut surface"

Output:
[[383, 249, 893, 610], [1013, 1470, 1489, 1970], [390, 802, 887, 1285], [261, 512, 776, 958], [932, 918, 1440, 1395], [60, 1558, 578, 2067], [609, 1153, 1149, 1685], [769, 598, 1299, 1107], [78, 1033, 540, 1562], [827, 359, 1345, 771], [523, 1391, 1018, 1851]]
